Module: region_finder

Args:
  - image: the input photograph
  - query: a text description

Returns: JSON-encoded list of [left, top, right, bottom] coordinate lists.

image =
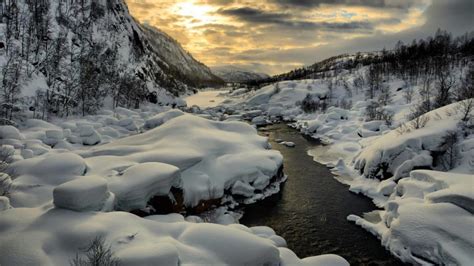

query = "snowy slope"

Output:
[[143, 25, 224, 87], [212, 66, 270, 83], [0, 0, 222, 118]]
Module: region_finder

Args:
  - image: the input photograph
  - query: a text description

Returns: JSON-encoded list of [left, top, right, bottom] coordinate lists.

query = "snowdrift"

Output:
[[349, 170, 474, 265], [0, 207, 348, 266]]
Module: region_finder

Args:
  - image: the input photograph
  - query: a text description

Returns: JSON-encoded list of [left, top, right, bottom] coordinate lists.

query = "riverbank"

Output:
[[241, 124, 403, 265]]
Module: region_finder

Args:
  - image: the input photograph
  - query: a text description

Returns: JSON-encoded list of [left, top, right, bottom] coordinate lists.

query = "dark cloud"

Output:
[[217, 7, 374, 31], [271, 0, 423, 9]]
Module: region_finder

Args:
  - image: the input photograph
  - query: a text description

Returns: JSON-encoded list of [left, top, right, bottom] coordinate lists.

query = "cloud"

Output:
[[217, 6, 374, 31], [126, 0, 472, 75], [270, 0, 425, 9]]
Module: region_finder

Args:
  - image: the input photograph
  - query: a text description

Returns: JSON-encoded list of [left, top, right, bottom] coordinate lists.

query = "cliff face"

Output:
[[0, 0, 221, 121], [143, 25, 224, 88]]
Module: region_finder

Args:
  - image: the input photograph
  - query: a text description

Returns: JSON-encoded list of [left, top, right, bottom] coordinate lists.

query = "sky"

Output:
[[126, 0, 474, 75]]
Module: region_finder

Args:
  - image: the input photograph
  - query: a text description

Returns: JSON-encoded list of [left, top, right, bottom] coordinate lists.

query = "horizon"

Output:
[[126, 0, 473, 75]]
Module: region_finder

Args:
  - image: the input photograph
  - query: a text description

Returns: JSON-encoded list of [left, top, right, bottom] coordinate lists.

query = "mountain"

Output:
[[212, 66, 270, 83], [0, 0, 220, 122], [143, 25, 224, 88]]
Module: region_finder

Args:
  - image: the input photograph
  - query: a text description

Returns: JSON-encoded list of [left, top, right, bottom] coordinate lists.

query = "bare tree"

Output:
[[71, 236, 120, 266]]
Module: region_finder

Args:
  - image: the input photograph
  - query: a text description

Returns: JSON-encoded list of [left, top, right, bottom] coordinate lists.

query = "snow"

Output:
[[0, 125, 23, 140], [217, 61, 473, 265], [184, 89, 229, 108], [81, 111, 283, 208], [349, 170, 474, 265], [0, 196, 11, 211], [0, 206, 347, 266], [108, 162, 180, 211], [53, 176, 111, 212], [143, 109, 184, 129], [281, 141, 296, 147], [353, 103, 465, 180], [0, 104, 347, 265]]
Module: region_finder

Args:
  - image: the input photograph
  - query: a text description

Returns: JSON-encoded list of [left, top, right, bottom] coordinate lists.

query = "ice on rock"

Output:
[[53, 176, 111, 211], [144, 109, 184, 129], [108, 162, 180, 211], [0, 125, 23, 140]]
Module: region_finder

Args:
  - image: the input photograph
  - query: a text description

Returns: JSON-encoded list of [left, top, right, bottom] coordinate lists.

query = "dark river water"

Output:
[[240, 124, 404, 265]]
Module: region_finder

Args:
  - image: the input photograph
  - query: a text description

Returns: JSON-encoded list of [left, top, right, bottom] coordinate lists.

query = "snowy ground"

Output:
[[0, 103, 348, 265], [185, 89, 230, 108], [195, 69, 473, 265]]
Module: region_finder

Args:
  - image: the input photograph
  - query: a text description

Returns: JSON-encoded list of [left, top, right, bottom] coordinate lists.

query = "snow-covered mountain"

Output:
[[0, 0, 222, 122], [212, 66, 270, 83], [143, 26, 224, 87]]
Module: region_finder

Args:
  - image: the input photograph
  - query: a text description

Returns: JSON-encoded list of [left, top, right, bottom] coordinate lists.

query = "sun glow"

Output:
[[171, 1, 216, 27]]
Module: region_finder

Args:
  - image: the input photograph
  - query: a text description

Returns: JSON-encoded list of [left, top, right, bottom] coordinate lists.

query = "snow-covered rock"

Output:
[[144, 109, 184, 129], [53, 176, 111, 211], [83, 113, 283, 208], [354, 102, 466, 180], [252, 115, 268, 126], [0, 207, 347, 266], [349, 170, 474, 265], [78, 125, 102, 146], [281, 141, 296, 147], [109, 162, 180, 211], [0, 125, 23, 140], [0, 196, 11, 211]]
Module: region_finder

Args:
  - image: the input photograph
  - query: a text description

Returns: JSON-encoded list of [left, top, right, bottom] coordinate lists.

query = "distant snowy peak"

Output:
[[143, 25, 224, 87], [212, 66, 270, 83]]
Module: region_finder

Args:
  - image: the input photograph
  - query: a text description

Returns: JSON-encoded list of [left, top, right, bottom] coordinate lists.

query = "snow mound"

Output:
[[53, 176, 111, 211], [143, 109, 184, 129], [109, 162, 180, 211], [349, 170, 474, 265], [0, 125, 23, 140], [0, 207, 348, 266], [83, 113, 283, 207], [354, 102, 466, 179]]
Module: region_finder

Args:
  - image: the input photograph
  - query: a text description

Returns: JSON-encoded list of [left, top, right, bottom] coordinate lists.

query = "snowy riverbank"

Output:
[[0, 104, 348, 265], [196, 68, 473, 264]]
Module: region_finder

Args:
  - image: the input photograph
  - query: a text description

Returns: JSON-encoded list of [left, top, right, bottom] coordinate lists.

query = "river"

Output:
[[240, 124, 403, 265]]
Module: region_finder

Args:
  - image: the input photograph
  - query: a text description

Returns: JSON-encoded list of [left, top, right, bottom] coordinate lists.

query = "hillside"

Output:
[[143, 25, 224, 87], [0, 0, 220, 123], [212, 66, 269, 83]]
